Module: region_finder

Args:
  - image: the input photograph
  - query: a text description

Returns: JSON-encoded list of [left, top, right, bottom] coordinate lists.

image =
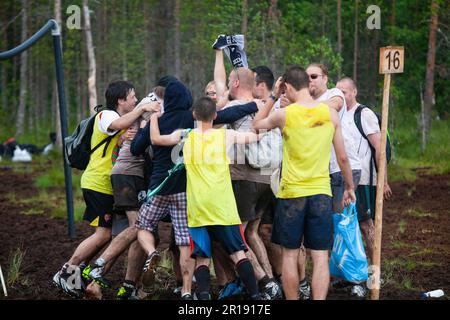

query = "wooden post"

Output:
[[371, 46, 404, 300]]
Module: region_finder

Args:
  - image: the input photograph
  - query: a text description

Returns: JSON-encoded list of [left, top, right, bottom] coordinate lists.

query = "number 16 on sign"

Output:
[[371, 46, 404, 300]]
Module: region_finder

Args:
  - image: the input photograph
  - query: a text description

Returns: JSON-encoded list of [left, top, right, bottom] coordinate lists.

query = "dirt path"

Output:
[[0, 166, 448, 300]]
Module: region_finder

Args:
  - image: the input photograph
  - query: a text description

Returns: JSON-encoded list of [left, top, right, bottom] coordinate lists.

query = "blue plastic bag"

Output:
[[329, 203, 368, 283]]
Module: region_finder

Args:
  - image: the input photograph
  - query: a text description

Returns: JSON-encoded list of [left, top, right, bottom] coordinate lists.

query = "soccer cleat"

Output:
[[351, 284, 367, 298], [142, 251, 160, 288], [117, 282, 139, 300], [299, 280, 311, 300], [181, 292, 193, 300], [262, 280, 283, 300], [53, 268, 83, 298], [84, 263, 111, 289]]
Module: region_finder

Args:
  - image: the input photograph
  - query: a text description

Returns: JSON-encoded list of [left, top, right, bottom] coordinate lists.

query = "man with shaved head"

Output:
[[335, 76, 392, 297], [213, 49, 283, 300]]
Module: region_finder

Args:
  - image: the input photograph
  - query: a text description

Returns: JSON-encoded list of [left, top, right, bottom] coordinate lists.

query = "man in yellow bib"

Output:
[[150, 96, 263, 300], [252, 66, 356, 300]]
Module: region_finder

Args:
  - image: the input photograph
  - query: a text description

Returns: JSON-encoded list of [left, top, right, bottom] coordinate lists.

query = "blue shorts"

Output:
[[189, 225, 248, 259], [271, 194, 333, 250]]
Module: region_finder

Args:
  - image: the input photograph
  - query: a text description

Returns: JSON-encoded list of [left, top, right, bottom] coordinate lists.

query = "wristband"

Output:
[[270, 94, 277, 102]]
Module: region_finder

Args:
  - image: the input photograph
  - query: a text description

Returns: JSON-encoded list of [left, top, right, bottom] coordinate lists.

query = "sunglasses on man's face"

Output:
[[309, 74, 323, 80]]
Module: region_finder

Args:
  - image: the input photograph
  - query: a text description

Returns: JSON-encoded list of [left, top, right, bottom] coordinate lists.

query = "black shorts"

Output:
[[260, 194, 277, 225], [111, 174, 147, 213], [232, 180, 273, 222], [271, 195, 333, 250], [82, 189, 114, 228], [356, 185, 376, 222]]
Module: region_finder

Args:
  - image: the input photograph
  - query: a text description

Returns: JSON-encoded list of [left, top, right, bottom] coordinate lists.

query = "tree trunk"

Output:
[[174, 0, 181, 79], [1, 7, 8, 112], [241, 0, 248, 39], [15, 0, 28, 137], [53, 0, 63, 148], [268, 0, 280, 74], [337, 0, 342, 78], [143, 1, 153, 92], [422, 0, 439, 151], [353, 0, 359, 82], [83, 0, 98, 115]]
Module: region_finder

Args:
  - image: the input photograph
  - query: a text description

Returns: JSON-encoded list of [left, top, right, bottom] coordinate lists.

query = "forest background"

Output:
[[1, 0, 449, 178]]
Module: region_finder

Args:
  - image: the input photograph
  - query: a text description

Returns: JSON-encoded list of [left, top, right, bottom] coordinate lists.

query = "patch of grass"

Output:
[[388, 162, 417, 183], [7, 246, 31, 287], [398, 220, 407, 234], [398, 276, 414, 290], [408, 248, 434, 257], [390, 240, 419, 250], [406, 208, 437, 218], [22, 208, 45, 215], [417, 261, 441, 268], [390, 114, 450, 178], [5, 190, 85, 222], [33, 164, 81, 190]]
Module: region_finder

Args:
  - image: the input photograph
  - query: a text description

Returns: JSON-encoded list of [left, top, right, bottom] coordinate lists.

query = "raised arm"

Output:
[[214, 50, 229, 109], [150, 113, 183, 146], [253, 76, 283, 126], [109, 101, 160, 131]]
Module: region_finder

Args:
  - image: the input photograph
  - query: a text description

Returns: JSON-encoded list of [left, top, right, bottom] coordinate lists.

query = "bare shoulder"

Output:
[[327, 106, 339, 125]]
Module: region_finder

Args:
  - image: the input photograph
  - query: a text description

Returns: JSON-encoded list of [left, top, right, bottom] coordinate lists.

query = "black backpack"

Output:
[[64, 106, 119, 170], [354, 104, 391, 185]]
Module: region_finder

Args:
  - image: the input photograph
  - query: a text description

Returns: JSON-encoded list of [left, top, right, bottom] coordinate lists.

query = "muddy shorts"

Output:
[[330, 169, 361, 213], [136, 192, 189, 246], [260, 194, 277, 225], [355, 185, 377, 222], [232, 180, 273, 222], [189, 225, 248, 259], [271, 194, 333, 250], [82, 189, 114, 228], [112, 213, 129, 237], [111, 174, 147, 213]]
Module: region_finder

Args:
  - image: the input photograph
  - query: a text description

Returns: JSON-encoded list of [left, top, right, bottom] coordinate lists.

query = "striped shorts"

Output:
[[136, 192, 189, 246]]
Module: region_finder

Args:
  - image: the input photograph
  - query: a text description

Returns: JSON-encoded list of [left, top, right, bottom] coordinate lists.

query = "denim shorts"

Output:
[[271, 194, 333, 250], [330, 169, 361, 213]]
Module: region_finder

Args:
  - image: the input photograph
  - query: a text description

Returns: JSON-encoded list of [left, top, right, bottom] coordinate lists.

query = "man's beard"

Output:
[[228, 93, 235, 101], [309, 87, 318, 99]]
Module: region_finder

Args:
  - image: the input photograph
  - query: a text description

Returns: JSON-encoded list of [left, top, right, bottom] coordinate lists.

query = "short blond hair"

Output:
[[204, 81, 215, 95], [232, 67, 255, 91], [307, 63, 329, 76]]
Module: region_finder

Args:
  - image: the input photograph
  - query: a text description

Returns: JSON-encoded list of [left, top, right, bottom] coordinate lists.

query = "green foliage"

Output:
[[1, 0, 449, 178], [7, 246, 32, 287]]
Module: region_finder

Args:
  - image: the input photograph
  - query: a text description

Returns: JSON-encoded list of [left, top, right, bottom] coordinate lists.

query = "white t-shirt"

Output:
[[98, 110, 120, 136], [317, 88, 361, 173], [345, 103, 380, 185]]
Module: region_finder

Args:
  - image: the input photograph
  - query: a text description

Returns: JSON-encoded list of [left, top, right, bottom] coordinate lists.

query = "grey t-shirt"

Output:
[[224, 100, 271, 184], [111, 121, 145, 177]]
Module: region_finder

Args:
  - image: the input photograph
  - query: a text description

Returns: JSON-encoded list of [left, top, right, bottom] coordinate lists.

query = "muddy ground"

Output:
[[0, 165, 448, 300]]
